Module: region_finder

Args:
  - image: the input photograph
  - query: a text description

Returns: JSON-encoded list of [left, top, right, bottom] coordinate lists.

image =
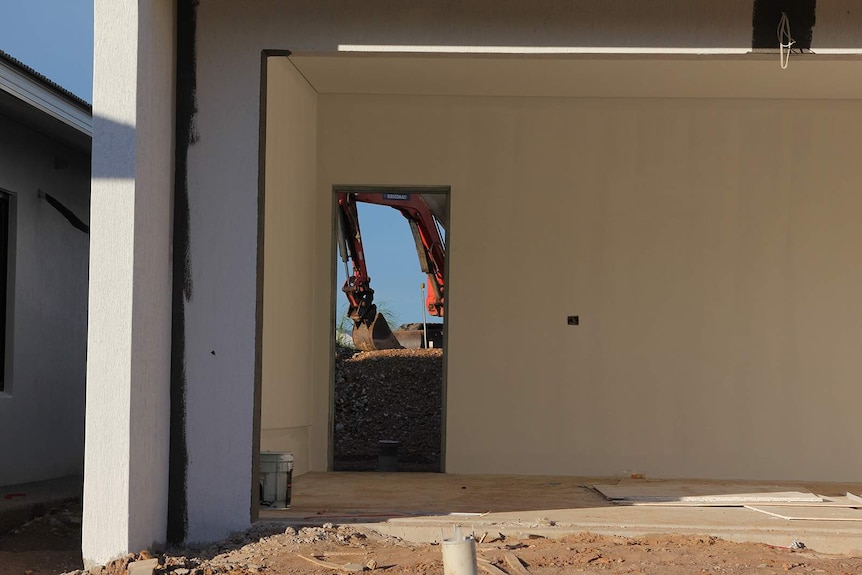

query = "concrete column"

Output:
[[83, 0, 175, 567], [182, 3, 260, 543]]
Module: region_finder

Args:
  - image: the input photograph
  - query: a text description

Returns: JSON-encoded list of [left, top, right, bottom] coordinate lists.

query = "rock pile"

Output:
[[333, 348, 443, 472]]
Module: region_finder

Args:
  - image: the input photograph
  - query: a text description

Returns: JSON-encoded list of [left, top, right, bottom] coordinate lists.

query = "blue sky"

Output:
[[1, 1, 433, 326], [0, 0, 94, 102], [337, 203, 439, 328]]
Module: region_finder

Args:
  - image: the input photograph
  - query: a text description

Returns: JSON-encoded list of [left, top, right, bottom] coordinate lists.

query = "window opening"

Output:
[[0, 193, 10, 392]]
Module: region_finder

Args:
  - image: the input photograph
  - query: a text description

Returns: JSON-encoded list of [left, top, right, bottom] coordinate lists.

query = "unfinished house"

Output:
[[0, 51, 91, 486], [84, 0, 862, 565]]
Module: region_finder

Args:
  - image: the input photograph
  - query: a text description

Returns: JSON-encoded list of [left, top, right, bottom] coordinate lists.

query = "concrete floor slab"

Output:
[[259, 473, 862, 555]]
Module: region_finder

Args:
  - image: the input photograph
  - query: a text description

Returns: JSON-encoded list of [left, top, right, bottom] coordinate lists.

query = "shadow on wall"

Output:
[[212, 0, 862, 52], [90, 116, 137, 180]]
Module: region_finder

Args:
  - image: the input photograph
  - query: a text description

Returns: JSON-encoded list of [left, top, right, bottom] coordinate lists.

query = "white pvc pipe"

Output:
[[441, 536, 478, 575], [421, 282, 428, 348]]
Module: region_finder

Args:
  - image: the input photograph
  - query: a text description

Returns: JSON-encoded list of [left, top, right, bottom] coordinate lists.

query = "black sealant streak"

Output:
[[752, 0, 816, 50], [168, 0, 198, 546], [42, 192, 90, 234]]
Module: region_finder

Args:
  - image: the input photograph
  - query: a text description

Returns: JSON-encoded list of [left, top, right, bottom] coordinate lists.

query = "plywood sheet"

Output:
[[593, 481, 822, 504], [619, 495, 860, 508], [745, 505, 862, 521]]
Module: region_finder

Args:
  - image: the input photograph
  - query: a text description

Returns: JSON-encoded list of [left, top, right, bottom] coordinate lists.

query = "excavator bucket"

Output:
[[352, 312, 404, 351]]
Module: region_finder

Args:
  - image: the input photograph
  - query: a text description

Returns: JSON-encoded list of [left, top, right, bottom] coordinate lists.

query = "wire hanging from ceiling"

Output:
[[777, 12, 795, 70]]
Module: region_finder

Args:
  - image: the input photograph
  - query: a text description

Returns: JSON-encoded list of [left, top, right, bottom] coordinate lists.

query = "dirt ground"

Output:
[[3, 503, 862, 575], [0, 501, 83, 575], [149, 526, 862, 575]]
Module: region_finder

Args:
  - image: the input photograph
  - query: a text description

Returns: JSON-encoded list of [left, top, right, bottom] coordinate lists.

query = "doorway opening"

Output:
[[331, 186, 449, 472]]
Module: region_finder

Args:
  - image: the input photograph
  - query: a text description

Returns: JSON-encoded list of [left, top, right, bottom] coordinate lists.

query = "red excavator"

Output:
[[336, 191, 446, 351]]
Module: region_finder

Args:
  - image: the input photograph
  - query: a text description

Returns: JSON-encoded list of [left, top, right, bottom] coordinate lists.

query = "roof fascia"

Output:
[[0, 59, 92, 137]]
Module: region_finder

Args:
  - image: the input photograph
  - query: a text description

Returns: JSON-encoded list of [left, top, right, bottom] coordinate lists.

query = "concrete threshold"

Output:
[[259, 472, 862, 555]]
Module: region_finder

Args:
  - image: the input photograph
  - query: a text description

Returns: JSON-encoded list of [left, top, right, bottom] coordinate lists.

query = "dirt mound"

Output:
[[64, 525, 862, 575], [333, 348, 443, 471]]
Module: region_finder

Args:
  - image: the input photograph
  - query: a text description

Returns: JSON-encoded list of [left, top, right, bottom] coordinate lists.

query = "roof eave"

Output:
[[0, 57, 92, 137]]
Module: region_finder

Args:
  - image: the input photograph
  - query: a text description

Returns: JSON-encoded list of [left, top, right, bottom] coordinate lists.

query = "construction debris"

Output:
[[333, 348, 442, 471], [32, 521, 862, 575], [502, 551, 532, 575], [297, 554, 366, 572], [478, 561, 508, 575], [745, 506, 862, 521], [593, 481, 823, 505]]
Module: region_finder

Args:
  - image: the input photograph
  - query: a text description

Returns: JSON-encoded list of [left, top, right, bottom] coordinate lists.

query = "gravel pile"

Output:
[[333, 348, 443, 472]]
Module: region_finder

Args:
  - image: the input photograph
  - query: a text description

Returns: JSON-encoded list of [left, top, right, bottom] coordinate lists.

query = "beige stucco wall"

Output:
[[179, 0, 862, 544], [260, 58, 318, 477], [82, 0, 862, 556], [311, 94, 862, 481]]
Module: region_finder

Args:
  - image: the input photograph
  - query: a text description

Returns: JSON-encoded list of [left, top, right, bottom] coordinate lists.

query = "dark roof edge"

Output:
[[0, 49, 92, 114]]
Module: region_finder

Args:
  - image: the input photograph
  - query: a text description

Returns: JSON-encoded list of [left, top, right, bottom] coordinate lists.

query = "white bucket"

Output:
[[259, 451, 294, 508], [441, 536, 478, 575]]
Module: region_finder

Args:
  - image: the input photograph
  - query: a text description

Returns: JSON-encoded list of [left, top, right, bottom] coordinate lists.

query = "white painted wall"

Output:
[[83, 0, 175, 567], [260, 57, 318, 477], [0, 113, 89, 487]]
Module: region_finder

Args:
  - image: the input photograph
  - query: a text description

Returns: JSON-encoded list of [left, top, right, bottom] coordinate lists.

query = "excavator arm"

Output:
[[336, 191, 446, 351]]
